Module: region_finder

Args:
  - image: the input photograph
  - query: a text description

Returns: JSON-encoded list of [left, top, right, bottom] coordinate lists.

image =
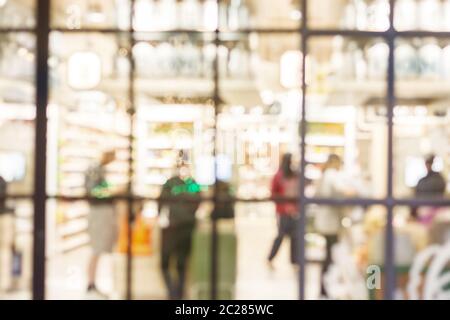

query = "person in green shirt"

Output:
[[158, 162, 201, 300]]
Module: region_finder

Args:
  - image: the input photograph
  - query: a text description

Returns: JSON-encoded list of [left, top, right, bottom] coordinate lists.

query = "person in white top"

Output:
[[314, 154, 356, 297]]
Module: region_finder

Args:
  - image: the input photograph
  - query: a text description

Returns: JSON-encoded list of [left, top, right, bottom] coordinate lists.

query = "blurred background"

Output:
[[0, 0, 449, 300]]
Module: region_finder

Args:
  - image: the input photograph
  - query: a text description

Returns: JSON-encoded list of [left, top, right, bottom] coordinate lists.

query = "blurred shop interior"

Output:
[[0, 0, 449, 300]]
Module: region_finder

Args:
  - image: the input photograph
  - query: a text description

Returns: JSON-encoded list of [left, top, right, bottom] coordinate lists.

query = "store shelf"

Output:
[[59, 233, 90, 253], [305, 135, 346, 147], [315, 80, 450, 106], [101, 77, 263, 105], [58, 219, 88, 238]]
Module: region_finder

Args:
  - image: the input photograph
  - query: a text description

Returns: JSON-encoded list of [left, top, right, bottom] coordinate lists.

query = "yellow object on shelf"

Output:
[[117, 212, 153, 256]]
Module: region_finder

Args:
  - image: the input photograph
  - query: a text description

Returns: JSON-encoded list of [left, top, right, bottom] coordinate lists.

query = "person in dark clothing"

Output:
[[212, 180, 235, 220], [415, 155, 446, 198], [158, 163, 201, 300], [0, 176, 6, 213], [267, 153, 299, 268], [411, 155, 447, 220]]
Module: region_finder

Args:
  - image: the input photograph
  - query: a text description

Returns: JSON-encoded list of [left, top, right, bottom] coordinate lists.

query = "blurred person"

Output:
[[412, 155, 447, 223], [85, 150, 117, 299], [267, 153, 300, 268], [314, 154, 356, 298], [0, 175, 6, 213], [212, 180, 235, 220], [158, 162, 201, 300], [415, 155, 446, 199]]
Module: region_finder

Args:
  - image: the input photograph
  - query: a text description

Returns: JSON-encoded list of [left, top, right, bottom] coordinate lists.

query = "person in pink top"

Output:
[[267, 153, 300, 268]]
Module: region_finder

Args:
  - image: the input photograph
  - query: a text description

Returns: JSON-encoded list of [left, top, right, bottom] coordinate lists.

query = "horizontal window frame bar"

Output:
[[2, 195, 450, 207]]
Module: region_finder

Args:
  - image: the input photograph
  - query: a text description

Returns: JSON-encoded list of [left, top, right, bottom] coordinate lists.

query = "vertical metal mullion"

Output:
[[298, 0, 308, 301], [33, 0, 50, 300], [210, 3, 220, 300], [126, 0, 136, 300], [384, 0, 396, 300]]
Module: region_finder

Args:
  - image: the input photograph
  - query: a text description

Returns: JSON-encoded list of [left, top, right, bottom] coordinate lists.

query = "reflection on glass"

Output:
[[308, 0, 390, 31]]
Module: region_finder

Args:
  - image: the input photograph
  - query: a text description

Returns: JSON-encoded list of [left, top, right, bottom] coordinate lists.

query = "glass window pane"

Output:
[[219, 0, 301, 31], [394, 0, 450, 31], [46, 199, 124, 299], [394, 38, 450, 200], [46, 33, 131, 299], [308, 0, 391, 31], [133, 0, 215, 31], [0, 32, 35, 196], [0, 0, 35, 29], [131, 0, 301, 32], [0, 199, 33, 299], [217, 33, 301, 299], [393, 206, 450, 300], [234, 201, 298, 299], [128, 201, 214, 299], [51, 0, 131, 30], [133, 33, 215, 197], [305, 204, 387, 300], [307, 36, 388, 200], [48, 32, 131, 198]]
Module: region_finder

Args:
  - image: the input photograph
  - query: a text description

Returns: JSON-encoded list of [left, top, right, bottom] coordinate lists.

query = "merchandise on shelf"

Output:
[[341, 0, 389, 31], [203, 0, 219, 31], [395, 41, 419, 80], [394, 0, 417, 31], [130, 0, 251, 31], [418, 0, 441, 31], [417, 39, 442, 80], [367, 0, 390, 31], [228, 0, 250, 30], [180, 0, 202, 30], [132, 37, 254, 80], [366, 40, 389, 81]]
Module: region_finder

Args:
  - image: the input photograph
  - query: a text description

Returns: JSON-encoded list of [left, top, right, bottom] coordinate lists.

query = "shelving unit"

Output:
[[46, 104, 131, 255], [134, 104, 215, 197]]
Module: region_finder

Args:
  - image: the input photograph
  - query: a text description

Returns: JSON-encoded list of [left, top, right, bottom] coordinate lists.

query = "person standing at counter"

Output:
[[415, 155, 446, 199], [267, 153, 300, 268], [412, 155, 447, 223], [158, 162, 201, 300], [85, 150, 117, 299], [315, 154, 356, 298]]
